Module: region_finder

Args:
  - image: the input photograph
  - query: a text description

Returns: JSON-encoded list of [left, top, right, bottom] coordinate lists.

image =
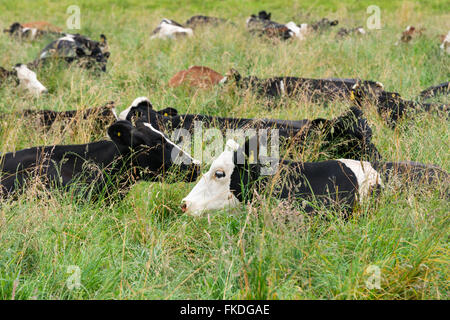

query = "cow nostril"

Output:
[[181, 202, 187, 213]]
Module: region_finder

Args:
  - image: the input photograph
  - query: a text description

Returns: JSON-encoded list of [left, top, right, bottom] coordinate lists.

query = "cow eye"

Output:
[[214, 170, 226, 179]]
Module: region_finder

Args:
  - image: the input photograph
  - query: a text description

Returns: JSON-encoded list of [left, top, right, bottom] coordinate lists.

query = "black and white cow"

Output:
[[0, 120, 199, 200], [336, 26, 366, 38], [246, 11, 307, 40], [33, 33, 110, 72], [118, 97, 382, 161], [419, 82, 449, 99], [185, 15, 228, 28], [150, 19, 193, 39], [351, 83, 449, 126], [223, 68, 384, 101], [181, 138, 448, 217], [3, 22, 62, 40], [310, 18, 339, 32], [0, 64, 48, 96]]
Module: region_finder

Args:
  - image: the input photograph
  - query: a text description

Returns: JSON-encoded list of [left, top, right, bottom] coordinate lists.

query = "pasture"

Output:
[[0, 0, 449, 299]]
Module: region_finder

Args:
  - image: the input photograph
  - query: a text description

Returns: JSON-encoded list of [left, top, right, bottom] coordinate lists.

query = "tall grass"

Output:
[[0, 0, 448, 299]]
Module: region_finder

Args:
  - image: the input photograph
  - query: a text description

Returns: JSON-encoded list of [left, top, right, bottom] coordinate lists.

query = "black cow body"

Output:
[[32, 34, 110, 72], [120, 98, 382, 161], [0, 121, 199, 200], [229, 140, 448, 216], [419, 82, 450, 98], [185, 15, 228, 28], [225, 69, 384, 100]]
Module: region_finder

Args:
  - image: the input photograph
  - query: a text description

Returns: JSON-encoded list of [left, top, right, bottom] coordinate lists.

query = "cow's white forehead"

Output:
[[118, 96, 151, 120], [13, 64, 48, 95]]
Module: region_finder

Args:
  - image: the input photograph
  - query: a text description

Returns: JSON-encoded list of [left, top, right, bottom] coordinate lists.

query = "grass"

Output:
[[0, 0, 449, 299]]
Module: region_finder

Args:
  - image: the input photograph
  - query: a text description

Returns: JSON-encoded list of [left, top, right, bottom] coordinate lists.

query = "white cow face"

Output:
[[181, 139, 241, 216], [13, 64, 48, 96]]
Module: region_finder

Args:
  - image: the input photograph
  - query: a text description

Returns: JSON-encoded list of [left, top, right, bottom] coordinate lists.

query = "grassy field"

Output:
[[0, 0, 449, 299]]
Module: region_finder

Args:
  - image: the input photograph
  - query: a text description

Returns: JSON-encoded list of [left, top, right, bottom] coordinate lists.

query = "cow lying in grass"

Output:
[[222, 68, 384, 101], [336, 26, 366, 38], [419, 82, 449, 99], [246, 11, 307, 40], [0, 64, 48, 96], [185, 15, 229, 28], [351, 83, 449, 126], [0, 120, 199, 200], [310, 18, 339, 32], [3, 21, 62, 40], [119, 97, 382, 161], [181, 138, 448, 217], [32, 33, 110, 72], [168, 66, 226, 88], [150, 19, 193, 39]]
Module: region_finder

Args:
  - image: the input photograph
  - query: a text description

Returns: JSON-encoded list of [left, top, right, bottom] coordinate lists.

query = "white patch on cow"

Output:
[[150, 19, 193, 40], [218, 76, 228, 85], [118, 96, 151, 120], [23, 27, 38, 39], [182, 139, 240, 216], [357, 27, 366, 34], [440, 30, 450, 54], [143, 122, 200, 165], [111, 108, 118, 120], [279, 80, 285, 95], [13, 64, 48, 96], [337, 159, 382, 201], [285, 21, 307, 40]]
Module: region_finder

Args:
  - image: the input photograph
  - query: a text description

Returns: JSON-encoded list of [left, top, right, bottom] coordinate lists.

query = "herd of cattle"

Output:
[[0, 10, 448, 217]]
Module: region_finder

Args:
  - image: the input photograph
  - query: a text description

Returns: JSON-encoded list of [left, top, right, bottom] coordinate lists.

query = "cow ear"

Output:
[[75, 47, 85, 57], [103, 52, 110, 59], [108, 120, 146, 149]]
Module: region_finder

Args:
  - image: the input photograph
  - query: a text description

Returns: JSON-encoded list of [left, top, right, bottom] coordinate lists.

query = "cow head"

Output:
[[221, 68, 242, 86], [181, 139, 245, 216], [3, 22, 23, 35], [118, 97, 177, 125], [108, 120, 200, 182]]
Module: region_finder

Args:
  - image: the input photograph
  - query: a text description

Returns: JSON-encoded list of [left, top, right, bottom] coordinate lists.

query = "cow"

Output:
[[181, 138, 448, 217], [168, 66, 226, 88], [0, 64, 48, 96], [246, 11, 305, 40], [118, 97, 382, 161], [32, 33, 110, 72], [419, 82, 449, 98], [350, 83, 449, 126], [185, 15, 228, 28], [440, 31, 450, 54], [336, 26, 366, 38], [310, 18, 339, 32], [0, 120, 199, 200], [150, 19, 193, 39], [396, 26, 425, 44], [222, 68, 384, 101], [3, 21, 62, 40]]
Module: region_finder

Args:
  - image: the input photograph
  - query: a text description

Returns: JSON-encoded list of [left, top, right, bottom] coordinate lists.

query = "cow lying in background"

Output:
[[0, 120, 199, 200], [246, 11, 307, 40], [351, 82, 449, 126], [168, 66, 226, 88], [3, 21, 62, 40], [419, 82, 449, 98], [119, 97, 382, 161], [181, 138, 448, 217], [0, 64, 48, 96], [396, 26, 425, 44], [150, 19, 193, 39], [185, 15, 228, 28], [222, 68, 384, 101], [336, 26, 366, 38], [310, 18, 339, 32], [32, 33, 110, 72]]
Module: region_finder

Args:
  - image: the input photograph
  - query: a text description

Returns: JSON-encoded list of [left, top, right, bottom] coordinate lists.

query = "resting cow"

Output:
[[0, 120, 199, 200], [222, 68, 384, 101], [0, 64, 48, 96], [351, 83, 449, 126], [185, 15, 228, 28], [168, 66, 225, 88], [246, 11, 306, 40], [150, 19, 193, 39], [3, 21, 62, 40], [119, 97, 382, 161], [181, 138, 448, 217], [32, 33, 110, 72]]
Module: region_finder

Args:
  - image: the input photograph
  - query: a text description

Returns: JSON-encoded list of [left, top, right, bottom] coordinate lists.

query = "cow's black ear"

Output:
[[108, 120, 146, 149], [75, 47, 86, 57], [103, 52, 110, 59]]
